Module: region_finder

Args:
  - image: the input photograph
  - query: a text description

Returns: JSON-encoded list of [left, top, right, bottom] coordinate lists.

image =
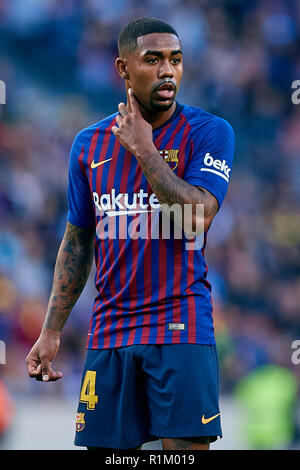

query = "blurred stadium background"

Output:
[[0, 0, 300, 450]]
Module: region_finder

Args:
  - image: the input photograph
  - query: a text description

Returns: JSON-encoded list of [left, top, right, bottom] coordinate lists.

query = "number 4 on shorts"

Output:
[[79, 370, 99, 410]]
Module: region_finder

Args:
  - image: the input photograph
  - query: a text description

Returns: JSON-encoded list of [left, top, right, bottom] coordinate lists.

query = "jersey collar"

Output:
[[152, 101, 183, 133]]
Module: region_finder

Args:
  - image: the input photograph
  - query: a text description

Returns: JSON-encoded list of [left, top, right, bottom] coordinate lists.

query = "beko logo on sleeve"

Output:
[[201, 152, 231, 182]]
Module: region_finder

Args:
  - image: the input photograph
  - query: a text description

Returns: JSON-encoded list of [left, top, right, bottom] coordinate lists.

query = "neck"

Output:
[[140, 101, 177, 130]]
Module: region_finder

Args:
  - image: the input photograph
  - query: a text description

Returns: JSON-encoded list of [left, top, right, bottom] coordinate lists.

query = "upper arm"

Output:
[[184, 117, 235, 212], [62, 221, 95, 255]]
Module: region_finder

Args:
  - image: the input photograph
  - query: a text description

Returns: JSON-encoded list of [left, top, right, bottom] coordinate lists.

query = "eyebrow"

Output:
[[143, 49, 183, 58]]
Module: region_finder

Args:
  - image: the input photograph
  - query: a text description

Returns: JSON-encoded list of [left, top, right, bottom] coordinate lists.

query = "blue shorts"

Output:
[[74, 344, 222, 449]]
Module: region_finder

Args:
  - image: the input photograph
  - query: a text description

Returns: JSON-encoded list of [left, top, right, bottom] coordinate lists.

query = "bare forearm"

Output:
[[136, 149, 218, 233], [43, 222, 95, 333]]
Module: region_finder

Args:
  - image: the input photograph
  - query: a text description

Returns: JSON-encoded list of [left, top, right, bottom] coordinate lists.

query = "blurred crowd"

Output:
[[0, 0, 300, 447]]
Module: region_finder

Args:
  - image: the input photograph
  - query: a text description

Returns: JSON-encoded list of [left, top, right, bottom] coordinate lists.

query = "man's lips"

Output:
[[154, 82, 176, 100], [156, 89, 175, 99]]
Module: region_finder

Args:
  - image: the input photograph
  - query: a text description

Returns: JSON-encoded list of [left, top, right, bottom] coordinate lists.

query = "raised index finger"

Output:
[[128, 88, 140, 114]]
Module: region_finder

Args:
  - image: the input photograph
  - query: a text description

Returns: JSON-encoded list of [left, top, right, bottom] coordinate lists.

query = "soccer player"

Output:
[[26, 17, 235, 451]]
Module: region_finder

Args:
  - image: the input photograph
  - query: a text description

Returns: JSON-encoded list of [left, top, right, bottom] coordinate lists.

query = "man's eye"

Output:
[[172, 58, 181, 64], [147, 58, 158, 63]]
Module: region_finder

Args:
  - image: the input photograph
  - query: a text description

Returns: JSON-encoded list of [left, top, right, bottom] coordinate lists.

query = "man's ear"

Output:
[[115, 57, 129, 80]]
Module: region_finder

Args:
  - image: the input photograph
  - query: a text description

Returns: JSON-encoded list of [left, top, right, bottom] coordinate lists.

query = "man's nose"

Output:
[[158, 60, 174, 78]]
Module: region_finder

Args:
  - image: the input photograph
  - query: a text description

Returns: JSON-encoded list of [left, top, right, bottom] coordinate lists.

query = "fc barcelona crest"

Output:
[[160, 149, 179, 170], [76, 412, 85, 432]]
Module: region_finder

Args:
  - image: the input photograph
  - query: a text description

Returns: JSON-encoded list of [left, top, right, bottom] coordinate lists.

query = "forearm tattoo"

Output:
[[43, 223, 95, 332], [137, 151, 218, 229]]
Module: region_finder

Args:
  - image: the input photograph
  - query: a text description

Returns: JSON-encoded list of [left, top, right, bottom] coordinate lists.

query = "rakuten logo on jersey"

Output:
[[93, 189, 160, 216], [201, 153, 231, 182], [92, 189, 204, 250]]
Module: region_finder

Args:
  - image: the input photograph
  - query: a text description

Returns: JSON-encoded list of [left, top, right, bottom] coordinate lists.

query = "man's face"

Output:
[[124, 33, 183, 113]]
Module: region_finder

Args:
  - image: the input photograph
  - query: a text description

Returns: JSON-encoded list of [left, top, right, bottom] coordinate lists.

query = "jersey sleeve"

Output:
[[184, 117, 235, 210], [67, 132, 96, 228]]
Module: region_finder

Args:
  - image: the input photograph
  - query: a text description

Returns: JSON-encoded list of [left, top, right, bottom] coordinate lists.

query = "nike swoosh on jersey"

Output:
[[91, 158, 112, 168], [201, 413, 220, 424]]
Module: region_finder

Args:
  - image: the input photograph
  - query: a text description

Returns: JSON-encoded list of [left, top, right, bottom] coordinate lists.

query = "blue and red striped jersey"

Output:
[[67, 102, 235, 349]]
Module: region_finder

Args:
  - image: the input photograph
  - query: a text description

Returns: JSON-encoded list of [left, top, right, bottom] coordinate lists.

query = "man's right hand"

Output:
[[25, 329, 63, 382]]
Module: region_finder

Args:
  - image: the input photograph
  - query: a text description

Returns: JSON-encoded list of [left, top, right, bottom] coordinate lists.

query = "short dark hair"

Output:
[[118, 17, 179, 55]]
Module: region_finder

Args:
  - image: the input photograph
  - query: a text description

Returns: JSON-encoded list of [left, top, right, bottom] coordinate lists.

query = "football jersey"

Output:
[[67, 102, 235, 349]]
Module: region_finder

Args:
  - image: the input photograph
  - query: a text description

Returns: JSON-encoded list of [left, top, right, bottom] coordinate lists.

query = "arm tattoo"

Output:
[[137, 151, 219, 231], [43, 222, 95, 332], [139, 152, 197, 207]]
